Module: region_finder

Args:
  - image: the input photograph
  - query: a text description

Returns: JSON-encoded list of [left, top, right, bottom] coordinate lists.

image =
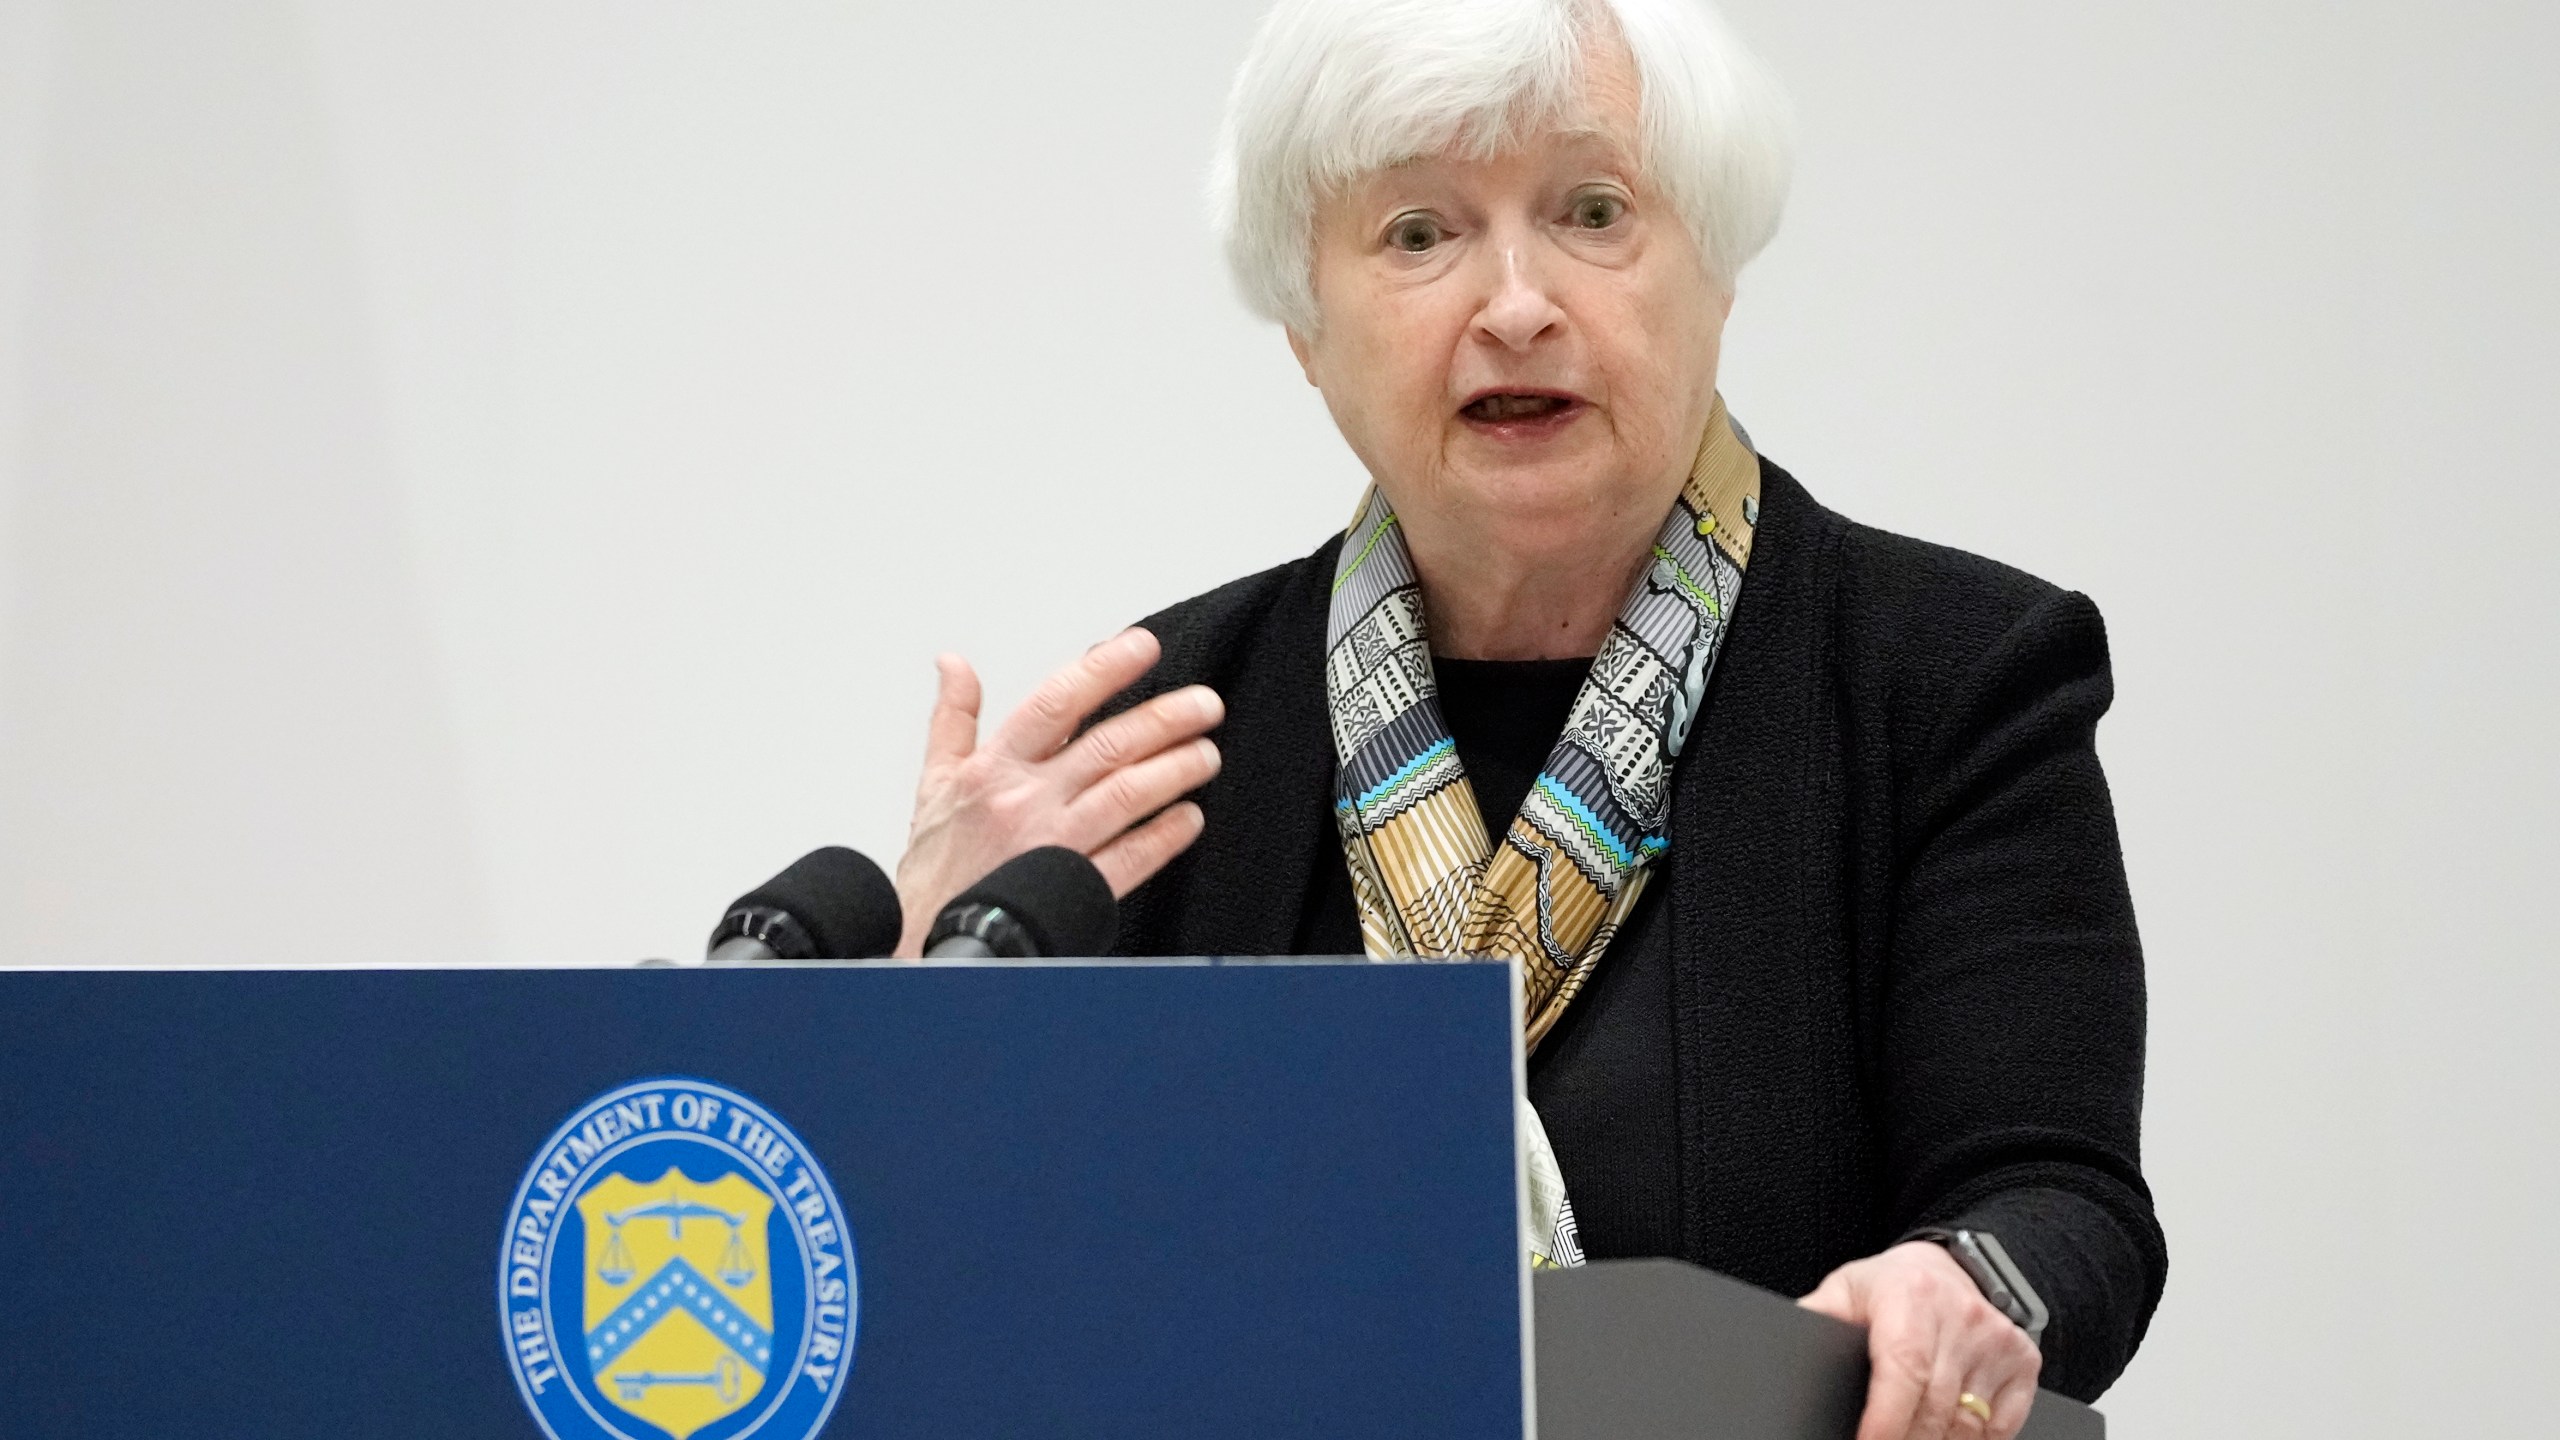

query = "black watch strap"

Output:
[[1909, 1227, 2048, 1347]]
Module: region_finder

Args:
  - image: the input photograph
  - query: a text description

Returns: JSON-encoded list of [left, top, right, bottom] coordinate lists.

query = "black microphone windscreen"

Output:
[[724, 847, 902, 960], [949, 846, 1118, 958]]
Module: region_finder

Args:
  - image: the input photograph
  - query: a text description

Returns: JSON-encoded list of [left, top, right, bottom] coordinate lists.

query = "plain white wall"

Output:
[[1, 1, 2553, 1432]]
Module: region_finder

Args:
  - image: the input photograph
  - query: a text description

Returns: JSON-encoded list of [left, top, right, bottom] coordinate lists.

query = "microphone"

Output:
[[706, 846, 904, 962], [923, 846, 1118, 959]]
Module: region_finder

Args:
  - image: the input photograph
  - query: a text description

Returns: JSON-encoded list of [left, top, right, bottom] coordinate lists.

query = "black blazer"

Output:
[[1101, 460, 2165, 1399]]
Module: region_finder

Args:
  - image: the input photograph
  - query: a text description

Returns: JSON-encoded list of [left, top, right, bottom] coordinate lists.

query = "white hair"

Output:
[[1209, 0, 1794, 335]]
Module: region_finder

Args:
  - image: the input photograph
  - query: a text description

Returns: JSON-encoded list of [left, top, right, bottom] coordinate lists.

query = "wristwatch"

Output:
[[1909, 1227, 2048, 1348]]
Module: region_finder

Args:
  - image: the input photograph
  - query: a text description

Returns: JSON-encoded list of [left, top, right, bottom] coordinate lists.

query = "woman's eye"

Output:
[[1388, 216, 1443, 253], [1570, 193, 1625, 229]]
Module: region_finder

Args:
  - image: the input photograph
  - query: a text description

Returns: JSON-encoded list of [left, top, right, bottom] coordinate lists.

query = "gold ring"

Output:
[[1958, 1392, 1994, 1425]]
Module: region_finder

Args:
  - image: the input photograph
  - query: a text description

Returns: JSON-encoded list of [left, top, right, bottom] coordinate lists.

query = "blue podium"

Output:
[[0, 962, 1527, 1440], [2, 961, 2109, 1439]]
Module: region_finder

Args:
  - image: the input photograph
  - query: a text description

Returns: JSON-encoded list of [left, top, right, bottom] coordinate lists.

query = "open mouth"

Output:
[[1461, 393, 1577, 423]]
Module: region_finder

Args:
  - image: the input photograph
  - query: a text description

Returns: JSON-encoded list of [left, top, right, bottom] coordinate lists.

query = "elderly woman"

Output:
[[890, 0, 2164, 1435]]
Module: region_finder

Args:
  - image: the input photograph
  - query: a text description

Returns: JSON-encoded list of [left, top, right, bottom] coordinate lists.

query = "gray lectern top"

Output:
[[1535, 1260, 2104, 1439]]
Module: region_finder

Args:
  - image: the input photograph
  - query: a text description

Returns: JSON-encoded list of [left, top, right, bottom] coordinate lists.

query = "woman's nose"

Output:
[[1470, 240, 1567, 352]]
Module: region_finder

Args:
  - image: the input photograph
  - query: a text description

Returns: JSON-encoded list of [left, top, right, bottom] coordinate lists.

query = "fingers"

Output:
[[1921, 1291, 2040, 1440], [1813, 1245, 2037, 1440], [1065, 736, 1222, 842], [1909, 1324, 1970, 1440], [923, 654, 982, 766], [1982, 1367, 2038, 1440], [1968, 1314, 2041, 1440], [899, 628, 1205, 947], [986, 627, 1162, 762], [1948, 1345, 2034, 1440], [1854, 1328, 1931, 1440], [1797, 1267, 1863, 1323], [1808, 1259, 1925, 1440], [1056, 684, 1224, 793], [1843, 1259, 1951, 1440], [1089, 801, 1208, 898]]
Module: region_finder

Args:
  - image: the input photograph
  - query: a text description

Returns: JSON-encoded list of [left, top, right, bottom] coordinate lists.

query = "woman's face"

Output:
[[1291, 44, 1729, 565]]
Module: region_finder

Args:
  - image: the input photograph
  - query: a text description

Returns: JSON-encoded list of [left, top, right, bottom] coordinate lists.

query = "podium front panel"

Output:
[[0, 962, 1525, 1439]]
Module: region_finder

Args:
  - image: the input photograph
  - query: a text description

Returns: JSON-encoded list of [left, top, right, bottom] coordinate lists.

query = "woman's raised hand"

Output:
[[1799, 1241, 2043, 1440], [892, 627, 1223, 957]]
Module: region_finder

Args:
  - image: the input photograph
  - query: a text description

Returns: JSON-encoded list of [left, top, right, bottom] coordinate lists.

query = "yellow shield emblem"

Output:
[[576, 1168, 776, 1440]]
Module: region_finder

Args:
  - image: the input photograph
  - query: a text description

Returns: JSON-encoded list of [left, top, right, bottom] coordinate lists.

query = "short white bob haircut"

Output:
[[1210, 0, 1793, 336]]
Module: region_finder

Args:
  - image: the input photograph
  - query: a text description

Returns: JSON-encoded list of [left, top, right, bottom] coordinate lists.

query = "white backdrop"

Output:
[[2, 1, 2554, 1432]]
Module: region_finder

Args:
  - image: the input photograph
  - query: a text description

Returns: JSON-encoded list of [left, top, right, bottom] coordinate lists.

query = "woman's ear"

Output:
[[1284, 326, 1321, 388]]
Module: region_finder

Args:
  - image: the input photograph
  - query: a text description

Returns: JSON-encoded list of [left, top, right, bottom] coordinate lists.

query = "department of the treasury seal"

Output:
[[499, 1078, 856, 1440]]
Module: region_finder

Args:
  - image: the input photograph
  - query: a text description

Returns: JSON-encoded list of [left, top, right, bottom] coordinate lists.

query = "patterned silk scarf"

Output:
[[1323, 397, 1760, 1264]]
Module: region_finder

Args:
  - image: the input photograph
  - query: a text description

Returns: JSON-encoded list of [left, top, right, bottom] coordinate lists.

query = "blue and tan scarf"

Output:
[[1323, 396, 1760, 1264]]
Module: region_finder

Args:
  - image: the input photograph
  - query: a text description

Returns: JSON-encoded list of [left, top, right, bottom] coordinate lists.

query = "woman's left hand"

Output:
[[1799, 1240, 2042, 1440]]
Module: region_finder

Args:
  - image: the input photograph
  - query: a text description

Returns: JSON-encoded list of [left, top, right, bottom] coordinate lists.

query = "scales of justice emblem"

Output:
[[501, 1079, 856, 1440], [577, 1170, 776, 1431]]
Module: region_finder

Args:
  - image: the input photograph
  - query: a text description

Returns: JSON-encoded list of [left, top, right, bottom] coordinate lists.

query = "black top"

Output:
[[1297, 656, 1689, 1260], [1096, 459, 2166, 1401], [1434, 656, 1591, 833]]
